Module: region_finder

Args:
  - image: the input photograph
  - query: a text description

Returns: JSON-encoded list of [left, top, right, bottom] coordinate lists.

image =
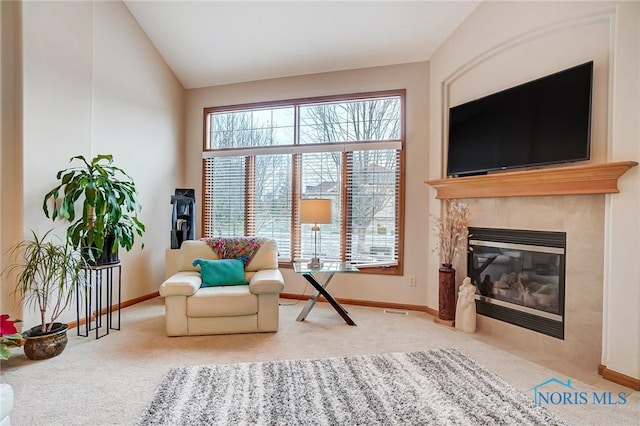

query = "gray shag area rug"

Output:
[[137, 348, 566, 425]]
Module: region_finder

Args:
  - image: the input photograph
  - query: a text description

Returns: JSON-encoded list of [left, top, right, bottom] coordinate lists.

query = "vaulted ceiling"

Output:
[[124, 1, 480, 89]]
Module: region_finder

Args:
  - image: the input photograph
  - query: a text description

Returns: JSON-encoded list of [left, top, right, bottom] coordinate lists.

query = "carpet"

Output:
[[137, 348, 565, 425]]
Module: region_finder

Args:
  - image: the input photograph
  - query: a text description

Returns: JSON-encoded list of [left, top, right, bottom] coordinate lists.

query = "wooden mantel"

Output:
[[426, 161, 638, 199]]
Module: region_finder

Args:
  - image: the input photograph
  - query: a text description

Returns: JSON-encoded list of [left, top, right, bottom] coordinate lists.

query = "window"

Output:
[[203, 91, 405, 274]]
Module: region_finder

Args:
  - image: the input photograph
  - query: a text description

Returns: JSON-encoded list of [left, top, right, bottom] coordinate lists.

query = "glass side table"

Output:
[[292, 261, 358, 326]]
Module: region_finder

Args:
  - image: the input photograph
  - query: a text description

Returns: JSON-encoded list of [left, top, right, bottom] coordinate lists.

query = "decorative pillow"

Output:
[[191, 258, 247, 287]]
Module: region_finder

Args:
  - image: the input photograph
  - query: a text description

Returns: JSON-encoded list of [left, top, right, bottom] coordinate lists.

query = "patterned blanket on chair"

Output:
[[201, 237, 268, 266]]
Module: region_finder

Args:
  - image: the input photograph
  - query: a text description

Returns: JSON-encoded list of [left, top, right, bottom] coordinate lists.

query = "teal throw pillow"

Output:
[[192, 258, 247, 287]]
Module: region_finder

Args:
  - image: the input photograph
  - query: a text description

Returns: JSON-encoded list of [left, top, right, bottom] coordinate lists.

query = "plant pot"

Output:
[[438, 264, 456, 321], [21, 323, 69, 360], [83, 234, 119, 266]]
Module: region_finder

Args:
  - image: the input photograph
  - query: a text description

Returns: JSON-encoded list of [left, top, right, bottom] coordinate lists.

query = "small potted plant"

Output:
[[4, 229, 87, 360], [42, 154, 145, 265]]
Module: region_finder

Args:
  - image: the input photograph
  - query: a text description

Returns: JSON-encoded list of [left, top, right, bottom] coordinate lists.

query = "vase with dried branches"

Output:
[[433, 199, 471, 268], [432, 200, 470, 323]]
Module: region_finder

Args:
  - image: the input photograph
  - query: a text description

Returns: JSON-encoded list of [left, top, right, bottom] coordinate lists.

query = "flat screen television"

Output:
[[447, 61, 593, 177]]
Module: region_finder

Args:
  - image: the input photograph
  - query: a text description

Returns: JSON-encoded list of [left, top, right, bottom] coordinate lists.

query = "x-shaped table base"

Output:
[[296, 272, 356, 326]]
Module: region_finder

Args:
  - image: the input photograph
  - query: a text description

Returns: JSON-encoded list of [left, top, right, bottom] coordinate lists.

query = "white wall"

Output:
[[91, 1, 185, 298], [428, 1, 639, 379], [185, 63, 431, 307], [16, 0, 185, 326]]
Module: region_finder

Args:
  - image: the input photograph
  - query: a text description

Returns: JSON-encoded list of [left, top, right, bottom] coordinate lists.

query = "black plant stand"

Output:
[[76, 263, 122, 339]]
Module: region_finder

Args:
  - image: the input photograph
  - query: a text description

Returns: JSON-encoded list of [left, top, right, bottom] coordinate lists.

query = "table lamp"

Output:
[[300, 198, 332, 268]]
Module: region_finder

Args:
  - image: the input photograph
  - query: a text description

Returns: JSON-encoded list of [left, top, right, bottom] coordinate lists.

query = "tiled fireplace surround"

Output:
[[460, 194, 604, 371], [427, 162, 637, 373]]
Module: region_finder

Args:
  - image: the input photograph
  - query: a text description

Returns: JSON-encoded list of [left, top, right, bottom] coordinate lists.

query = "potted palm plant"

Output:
[[4, 229, 87, 360], [42, 154, 145, 265]]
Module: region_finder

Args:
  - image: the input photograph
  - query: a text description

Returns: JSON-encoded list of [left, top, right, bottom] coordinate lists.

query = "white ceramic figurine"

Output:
[[455, 277, 477, 333]]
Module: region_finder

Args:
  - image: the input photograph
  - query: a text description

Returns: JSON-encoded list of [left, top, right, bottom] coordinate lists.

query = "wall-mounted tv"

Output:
[[447, 61, 593, 177]]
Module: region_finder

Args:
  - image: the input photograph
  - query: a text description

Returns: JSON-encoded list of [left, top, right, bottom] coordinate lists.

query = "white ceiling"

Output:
[[123, 1, 480, 89]]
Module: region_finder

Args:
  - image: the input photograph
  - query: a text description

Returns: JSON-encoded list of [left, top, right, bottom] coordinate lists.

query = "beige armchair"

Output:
[[159, 238, 284, 336]]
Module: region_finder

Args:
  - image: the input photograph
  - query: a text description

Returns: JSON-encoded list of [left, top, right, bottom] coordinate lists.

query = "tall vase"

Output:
[[438, 264, 456, 324]]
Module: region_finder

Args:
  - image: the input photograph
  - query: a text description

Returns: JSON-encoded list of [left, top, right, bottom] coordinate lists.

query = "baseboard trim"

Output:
[[279, 292, 437, 316], [598, 364, 640, 390], [67, 292, 160, 329]]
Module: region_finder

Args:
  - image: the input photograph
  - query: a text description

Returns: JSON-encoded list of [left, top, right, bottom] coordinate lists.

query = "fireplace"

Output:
[[467, 227, 566, 339]]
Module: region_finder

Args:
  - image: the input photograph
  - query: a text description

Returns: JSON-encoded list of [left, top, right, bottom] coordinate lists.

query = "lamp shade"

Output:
[[300, 199, 332, 224]]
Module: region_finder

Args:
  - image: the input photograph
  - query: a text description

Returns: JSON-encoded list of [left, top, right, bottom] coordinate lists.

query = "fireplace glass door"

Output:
[[471, 243, 562, 315], [468, 227, 566, 339]]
